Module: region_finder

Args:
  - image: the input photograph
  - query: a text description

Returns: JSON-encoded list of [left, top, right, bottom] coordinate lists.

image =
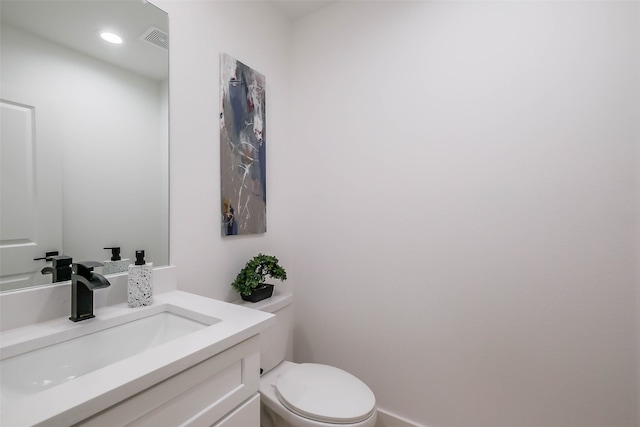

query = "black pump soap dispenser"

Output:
[[127, 250, 153, 307], [102, 247, 130, 274]]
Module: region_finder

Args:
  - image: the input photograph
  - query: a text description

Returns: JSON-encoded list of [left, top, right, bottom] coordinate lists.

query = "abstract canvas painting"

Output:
[[220, 53, 266, 236]]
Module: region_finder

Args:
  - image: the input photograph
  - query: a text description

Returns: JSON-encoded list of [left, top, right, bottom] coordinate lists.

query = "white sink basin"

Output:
[[0, 304, 219, 405]]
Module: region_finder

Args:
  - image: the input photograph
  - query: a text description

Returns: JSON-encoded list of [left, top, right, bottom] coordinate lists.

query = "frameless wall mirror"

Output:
[[0, 0, 169, 291]]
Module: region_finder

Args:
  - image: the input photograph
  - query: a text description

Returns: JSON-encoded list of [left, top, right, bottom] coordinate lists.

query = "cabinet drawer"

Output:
[[76, 336, 260, 427], [213, 394, 260, 427]]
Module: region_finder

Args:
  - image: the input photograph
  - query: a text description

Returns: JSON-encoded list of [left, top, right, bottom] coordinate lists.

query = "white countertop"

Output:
[[0, 290, 275, 426]]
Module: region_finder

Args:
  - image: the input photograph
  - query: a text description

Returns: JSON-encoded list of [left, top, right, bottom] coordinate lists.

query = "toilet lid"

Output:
[[275, 363, 376, 424]]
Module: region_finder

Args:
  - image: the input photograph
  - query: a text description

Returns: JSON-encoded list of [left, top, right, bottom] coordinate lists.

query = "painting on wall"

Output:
[[219, 53, 266, 236]]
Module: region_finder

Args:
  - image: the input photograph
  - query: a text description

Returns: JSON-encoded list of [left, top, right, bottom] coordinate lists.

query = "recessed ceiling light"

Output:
[[100, 32, 123, 44]]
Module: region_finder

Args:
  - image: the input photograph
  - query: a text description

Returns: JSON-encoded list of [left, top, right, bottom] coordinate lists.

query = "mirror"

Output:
[[0, 1, 169, 291]]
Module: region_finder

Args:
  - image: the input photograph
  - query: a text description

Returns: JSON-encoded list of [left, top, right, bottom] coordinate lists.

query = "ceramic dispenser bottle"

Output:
[[127, 250, 153, 307], [102, 247, 130, 274]]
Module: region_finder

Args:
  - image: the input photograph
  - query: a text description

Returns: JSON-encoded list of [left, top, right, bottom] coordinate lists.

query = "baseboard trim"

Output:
[[376, 408, 426, 427]]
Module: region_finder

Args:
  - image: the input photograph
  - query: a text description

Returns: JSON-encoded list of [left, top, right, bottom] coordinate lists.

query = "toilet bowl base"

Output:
[[259, 361, 377, 427]]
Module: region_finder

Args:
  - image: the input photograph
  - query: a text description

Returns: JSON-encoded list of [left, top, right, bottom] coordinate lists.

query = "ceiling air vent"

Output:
[[140, 26, 168, 50]]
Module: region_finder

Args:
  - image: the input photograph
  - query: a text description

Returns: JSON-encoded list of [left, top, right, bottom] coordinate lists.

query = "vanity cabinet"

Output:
[[75, 335, 261, 427], [213, 394, 260, 427]]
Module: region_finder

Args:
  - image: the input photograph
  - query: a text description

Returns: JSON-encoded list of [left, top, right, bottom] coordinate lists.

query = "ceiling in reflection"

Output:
[[272, 1, 334, 20], [1, 0, 168, 81]]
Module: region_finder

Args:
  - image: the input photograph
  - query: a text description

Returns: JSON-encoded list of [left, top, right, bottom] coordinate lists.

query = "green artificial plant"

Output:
[[231, 253, 287, 296]]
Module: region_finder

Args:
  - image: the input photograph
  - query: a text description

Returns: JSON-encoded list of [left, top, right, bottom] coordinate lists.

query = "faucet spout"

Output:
[[69, 262, 111, 322], [74, 271, 110, 290], [41, 266, 55, 275], [40, 255, 73, 283]]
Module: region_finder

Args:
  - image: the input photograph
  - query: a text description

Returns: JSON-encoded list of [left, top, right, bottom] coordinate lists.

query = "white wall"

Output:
[[288, 2, 639, 427], [153, 0, 295, 301], [1, 24, 167, 267], [146, 0, 638, 425]]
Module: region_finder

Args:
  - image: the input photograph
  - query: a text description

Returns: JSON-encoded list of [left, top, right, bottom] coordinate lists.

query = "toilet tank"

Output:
[[236, 292, 293, 374]]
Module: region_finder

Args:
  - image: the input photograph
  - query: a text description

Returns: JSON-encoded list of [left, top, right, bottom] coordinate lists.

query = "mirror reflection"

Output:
[[0, 1, 169, 291]]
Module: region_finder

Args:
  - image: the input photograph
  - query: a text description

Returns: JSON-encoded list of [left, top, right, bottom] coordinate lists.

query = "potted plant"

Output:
[[231, 253, 287, 302]]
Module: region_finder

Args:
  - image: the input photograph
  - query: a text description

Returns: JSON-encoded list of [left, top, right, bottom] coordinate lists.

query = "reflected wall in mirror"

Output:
[[0, 1, 169, 291]]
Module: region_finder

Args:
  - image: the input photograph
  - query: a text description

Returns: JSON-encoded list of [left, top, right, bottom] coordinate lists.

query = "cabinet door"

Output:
[[76, 336, 260, 427], [213, 395, 259, 427]]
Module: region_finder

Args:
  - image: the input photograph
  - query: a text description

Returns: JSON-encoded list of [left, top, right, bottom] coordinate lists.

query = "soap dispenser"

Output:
[[102, 247, 130, 274], [127, 250, 153, 307]]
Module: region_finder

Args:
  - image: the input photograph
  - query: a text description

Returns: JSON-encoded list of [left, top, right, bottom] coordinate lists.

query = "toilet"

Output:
[[239, 293, 377, 427]]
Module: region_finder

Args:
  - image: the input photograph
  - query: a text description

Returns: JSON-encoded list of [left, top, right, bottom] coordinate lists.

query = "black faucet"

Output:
[[41, 255, 73, 283], [69, 262, 111, 322]]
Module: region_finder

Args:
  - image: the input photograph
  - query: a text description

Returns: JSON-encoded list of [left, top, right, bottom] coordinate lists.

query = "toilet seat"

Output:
[[274, 363, 376, 424]]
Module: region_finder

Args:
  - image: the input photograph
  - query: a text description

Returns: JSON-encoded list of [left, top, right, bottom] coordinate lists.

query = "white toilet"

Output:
[[239, 293, 377, 427]]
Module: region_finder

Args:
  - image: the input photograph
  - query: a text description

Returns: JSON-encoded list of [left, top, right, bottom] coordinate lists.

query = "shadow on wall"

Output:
[[374, 411, 427, 427], [291, 323, 311, 364]]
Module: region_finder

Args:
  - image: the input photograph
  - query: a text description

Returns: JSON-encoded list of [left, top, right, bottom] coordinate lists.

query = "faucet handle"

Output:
[[73, 261, 104, 277], [51, 255, 72, 268], [34, 251, 60, 261]]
